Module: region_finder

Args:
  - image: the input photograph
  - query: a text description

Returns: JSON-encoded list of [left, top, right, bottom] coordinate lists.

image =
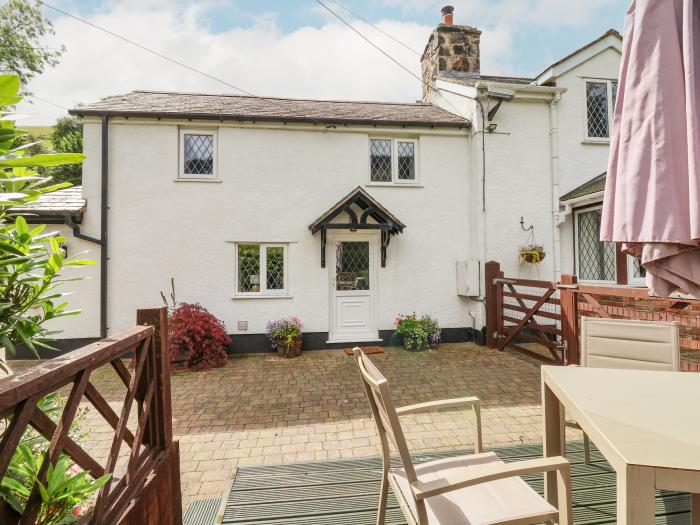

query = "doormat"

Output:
[[343, 346, 384, 355]]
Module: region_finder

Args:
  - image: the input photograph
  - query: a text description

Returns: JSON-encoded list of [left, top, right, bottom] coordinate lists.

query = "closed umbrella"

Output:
[[601, 0, 700, 297]]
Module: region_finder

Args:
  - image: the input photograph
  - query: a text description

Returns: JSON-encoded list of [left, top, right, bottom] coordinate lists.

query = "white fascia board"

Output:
[[558, 190, 605, 224], [534, 35, 623, 86]]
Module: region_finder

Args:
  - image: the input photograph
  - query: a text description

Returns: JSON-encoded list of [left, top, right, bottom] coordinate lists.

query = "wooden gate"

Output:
[[485, 261, 567, 364], [0, 307, 182, 525]]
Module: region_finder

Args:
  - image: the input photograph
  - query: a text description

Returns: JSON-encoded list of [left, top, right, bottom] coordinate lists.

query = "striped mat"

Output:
[[193, 442, 692, 524]]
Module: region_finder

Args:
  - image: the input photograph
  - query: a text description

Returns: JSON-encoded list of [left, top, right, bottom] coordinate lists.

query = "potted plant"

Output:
[[266, 317, 303, 358], [420, 315, 442, 348], [394, 313, 429, 352], [168, 303, 231, 371], [520, 243, 546, 264]]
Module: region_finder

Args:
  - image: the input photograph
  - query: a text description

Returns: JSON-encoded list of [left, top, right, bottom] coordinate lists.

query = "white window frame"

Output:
[[582, 78, 617, 143], [368, 137, 419, 185], [179, 128, 218, 180], [574, 205, 617, 284], [627, 255, 646, 286], [234, 243, 289, 297]]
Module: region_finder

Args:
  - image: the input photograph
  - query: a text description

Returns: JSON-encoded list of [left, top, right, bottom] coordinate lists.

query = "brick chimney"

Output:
[[421, 6, 481, 100]]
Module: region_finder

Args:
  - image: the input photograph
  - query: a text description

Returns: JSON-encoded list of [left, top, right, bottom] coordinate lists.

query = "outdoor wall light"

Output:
[[487, 123, 498, 133]]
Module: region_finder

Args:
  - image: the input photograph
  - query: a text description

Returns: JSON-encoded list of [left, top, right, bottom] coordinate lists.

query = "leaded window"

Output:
[[180, 130, 216, 178], [576, 207, 616, 282], [369, 137, 418, 184], [335, 241, 370, 291], [370, 139, 392, 182], [236, 243, 288, 295], [585, 80, 617, 140]]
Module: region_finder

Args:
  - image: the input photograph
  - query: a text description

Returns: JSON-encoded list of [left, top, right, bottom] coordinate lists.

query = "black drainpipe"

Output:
[[100, 116, 109, 339]]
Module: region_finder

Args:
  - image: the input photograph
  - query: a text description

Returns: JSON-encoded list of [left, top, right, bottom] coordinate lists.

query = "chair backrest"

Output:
[[352, 348, 418, 482], [580, 316, 680, 371]]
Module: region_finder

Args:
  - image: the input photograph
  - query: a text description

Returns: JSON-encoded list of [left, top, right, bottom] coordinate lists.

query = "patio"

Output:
[[13, 342, 548, 510]]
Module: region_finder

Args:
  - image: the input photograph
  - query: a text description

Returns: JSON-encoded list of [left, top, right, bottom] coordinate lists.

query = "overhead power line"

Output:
[[35, 0, 332, 128], [325, 0, 421, 56], [314, 0, 464, 117], [27, 94, 69, 111]]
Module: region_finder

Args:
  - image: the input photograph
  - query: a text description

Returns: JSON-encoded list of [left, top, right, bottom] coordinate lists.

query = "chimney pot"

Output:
[[441, 5, 454, 25]]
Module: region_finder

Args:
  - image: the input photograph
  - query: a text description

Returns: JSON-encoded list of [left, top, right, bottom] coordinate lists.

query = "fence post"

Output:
[[485, 261, 500, 349], [136, 307, 173, 448], [559, 274, 579, 365]]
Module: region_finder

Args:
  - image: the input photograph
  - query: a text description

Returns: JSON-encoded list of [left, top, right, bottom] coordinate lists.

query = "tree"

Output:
[[48, 116, 82, 185], [0, 0, 64, 88], [0, 74, 91, 360]]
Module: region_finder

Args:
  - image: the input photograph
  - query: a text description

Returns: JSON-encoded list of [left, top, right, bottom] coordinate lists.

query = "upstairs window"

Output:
[[585, 80, 618, 140], [369, 138, 418, 184], [236, 243, 288, 296], [180, 129, 216, 179]]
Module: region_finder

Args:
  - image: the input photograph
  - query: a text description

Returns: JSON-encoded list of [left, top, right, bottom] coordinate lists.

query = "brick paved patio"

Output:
[[12, 342, 557, 509]]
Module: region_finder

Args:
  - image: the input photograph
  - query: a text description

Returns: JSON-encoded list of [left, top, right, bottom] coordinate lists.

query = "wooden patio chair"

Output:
[[566, 316, 680, 463], [352, 348, 572, 525]]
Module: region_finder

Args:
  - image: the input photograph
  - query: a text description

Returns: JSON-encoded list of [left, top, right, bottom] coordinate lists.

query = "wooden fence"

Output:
[[0, 307, 182, 525], [485, 261, 700, 371]]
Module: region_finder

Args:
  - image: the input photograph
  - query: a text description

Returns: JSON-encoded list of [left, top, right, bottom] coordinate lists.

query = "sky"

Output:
[[15, 0, 631, 125]]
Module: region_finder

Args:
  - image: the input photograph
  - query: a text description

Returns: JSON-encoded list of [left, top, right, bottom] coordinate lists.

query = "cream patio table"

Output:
[[541, 365, 700, 524]]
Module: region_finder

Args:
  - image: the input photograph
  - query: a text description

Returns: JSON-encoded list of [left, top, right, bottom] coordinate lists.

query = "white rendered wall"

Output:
[[76, 120, 472, 338]]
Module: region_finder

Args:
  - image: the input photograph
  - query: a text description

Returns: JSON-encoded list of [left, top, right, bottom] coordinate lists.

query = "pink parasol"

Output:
[[601, 0, 700, 296]]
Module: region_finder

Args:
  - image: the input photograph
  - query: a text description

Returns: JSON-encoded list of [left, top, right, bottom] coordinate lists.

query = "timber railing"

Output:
[[485, 261, 700, 370], [0, 307, 182, 525]]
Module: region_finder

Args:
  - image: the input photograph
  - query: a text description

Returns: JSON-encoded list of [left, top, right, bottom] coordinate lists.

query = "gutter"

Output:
[[68, 110, 471, 130]]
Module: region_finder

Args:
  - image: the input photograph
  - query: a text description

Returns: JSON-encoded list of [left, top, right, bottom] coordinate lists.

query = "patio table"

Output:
[[541, 365, 700, 524]]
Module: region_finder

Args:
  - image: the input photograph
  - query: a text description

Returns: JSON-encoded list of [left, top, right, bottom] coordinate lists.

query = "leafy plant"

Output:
[[265, 317, 303, 356], [519, 243, 546, 264], [0, 74, 91, 359], [394, 313, 442, 351], [47, 117, 83, 185], [0, 0, 65, 88], [1, 445, 110, 524], [168, 303, 230, 370], [420, 315, 442, 347]]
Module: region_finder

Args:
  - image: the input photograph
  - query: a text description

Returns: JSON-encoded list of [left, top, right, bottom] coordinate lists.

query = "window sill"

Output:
[[365, 182, 423, 188], [231, 294, 293, 300], [581, 138, 610, 145], [174, 178, 222, 183]]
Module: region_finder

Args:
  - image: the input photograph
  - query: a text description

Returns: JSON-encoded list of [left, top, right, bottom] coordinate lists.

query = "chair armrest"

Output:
[[411, 456, 570, 500], [396, 396, 480, 416]]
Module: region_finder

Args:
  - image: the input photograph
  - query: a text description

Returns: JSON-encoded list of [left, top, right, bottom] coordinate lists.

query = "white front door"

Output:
[[328, 234, 379, 342]]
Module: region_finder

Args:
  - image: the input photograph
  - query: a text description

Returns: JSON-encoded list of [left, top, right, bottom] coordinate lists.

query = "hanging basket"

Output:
[[520, 249, 546, 264]]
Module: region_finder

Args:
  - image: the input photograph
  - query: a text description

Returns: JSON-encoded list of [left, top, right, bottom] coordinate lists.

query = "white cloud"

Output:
[[17, 0, 617, 124]]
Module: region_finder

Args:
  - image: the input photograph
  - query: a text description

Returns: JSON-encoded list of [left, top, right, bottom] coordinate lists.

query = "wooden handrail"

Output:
[[0, 307, 181, 525]]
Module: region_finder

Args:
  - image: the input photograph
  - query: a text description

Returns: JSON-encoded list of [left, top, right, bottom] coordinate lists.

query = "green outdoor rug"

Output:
[[200, 442, 692, 524]]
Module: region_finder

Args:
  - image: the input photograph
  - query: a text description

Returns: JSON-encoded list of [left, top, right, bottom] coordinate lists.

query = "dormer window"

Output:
[[585, 80, 618, 140], [369, 138, 418, 184]]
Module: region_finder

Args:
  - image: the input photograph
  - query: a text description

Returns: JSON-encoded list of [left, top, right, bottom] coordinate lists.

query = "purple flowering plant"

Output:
[[265, 316, 303, 348]]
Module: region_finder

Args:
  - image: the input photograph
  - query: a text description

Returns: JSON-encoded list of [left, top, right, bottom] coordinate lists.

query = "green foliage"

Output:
[[1, 393, 99, 523], [48, 117, 83, 186], [0, 74, 91, 358], [0, 0, 64, 88], [394, 313, 442, 351], [1, 445, 110, 524]]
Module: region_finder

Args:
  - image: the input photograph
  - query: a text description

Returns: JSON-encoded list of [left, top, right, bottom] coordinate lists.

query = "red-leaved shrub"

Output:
[[169, 303, 230, 370]]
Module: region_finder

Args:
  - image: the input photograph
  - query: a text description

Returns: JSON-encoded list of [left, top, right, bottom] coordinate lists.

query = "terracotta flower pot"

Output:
[[275, 336, 303, 358]]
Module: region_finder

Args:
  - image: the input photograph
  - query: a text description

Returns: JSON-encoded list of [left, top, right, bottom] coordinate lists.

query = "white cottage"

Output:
[[37, 8, 626, 353]]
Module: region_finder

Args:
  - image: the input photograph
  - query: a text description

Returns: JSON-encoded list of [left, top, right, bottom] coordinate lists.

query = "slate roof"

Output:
[[10, 186, 86, 216], [71, 91, 471, 129], [560, 173, 606, 202]]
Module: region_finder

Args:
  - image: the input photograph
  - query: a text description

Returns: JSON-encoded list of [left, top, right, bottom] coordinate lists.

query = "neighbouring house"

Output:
[[34, 7, 629, 353]]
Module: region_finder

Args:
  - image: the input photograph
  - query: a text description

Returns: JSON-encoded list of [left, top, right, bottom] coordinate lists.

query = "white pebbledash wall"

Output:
[[77, 120, 472, 338]]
